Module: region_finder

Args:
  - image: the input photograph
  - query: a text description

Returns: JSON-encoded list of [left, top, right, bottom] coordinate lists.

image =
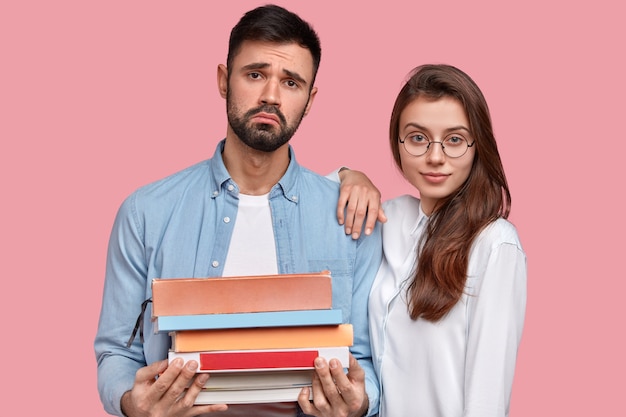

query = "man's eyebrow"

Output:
[[241, 62, 270, 71], [283, 69, 308, 87], [240, 63, 308, 87]]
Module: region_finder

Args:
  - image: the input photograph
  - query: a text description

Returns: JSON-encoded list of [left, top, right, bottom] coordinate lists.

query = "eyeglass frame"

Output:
[[398, 132, 475, 158]]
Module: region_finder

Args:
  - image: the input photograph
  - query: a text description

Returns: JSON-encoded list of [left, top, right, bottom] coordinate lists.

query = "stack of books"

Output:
[[150, 271, 354, 404]]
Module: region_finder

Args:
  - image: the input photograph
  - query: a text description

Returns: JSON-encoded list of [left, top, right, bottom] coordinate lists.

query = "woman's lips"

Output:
[[422, 172, 449, 183]]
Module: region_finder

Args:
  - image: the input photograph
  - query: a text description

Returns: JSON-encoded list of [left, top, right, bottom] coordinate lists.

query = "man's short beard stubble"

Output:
[[226, 86, 308, 153]]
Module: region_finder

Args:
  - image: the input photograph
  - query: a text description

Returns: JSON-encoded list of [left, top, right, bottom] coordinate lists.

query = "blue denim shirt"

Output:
[[94, 140, 382, 416]]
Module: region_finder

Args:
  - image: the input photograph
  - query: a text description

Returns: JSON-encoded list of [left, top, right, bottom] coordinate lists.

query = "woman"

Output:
[[341, 64, 527, 416]]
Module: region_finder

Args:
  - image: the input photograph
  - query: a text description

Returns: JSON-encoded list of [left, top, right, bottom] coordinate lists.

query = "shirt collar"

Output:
[[209, 139, 300, 203], [410, 200, 429, 236]]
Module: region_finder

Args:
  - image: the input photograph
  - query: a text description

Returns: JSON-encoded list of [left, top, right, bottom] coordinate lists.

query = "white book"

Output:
[[203, 370, 314, 391], [195, 386, 312, 404]]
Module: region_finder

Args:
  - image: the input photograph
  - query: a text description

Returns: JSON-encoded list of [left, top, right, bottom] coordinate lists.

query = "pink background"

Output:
[[2, 0, 624, 415]]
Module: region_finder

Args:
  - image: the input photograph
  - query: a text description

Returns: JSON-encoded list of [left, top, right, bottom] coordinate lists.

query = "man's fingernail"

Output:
[[315, 358, 325, 368]]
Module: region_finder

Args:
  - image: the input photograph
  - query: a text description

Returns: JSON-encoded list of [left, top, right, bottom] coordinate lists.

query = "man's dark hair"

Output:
[[227, 4, 322, 85]]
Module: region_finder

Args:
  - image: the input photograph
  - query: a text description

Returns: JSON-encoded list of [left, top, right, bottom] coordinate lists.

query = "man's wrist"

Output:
[[120, 390, 133, 417], [356, 396, 369, 417]]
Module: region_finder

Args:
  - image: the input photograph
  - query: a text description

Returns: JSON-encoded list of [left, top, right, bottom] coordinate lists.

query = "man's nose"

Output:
[[260, 79, 280, 106]]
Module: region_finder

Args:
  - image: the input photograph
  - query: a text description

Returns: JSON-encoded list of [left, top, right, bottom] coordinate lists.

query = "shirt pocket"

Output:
[[308, 259, 353, 323]]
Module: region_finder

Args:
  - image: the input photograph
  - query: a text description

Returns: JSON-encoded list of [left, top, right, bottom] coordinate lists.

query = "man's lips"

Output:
[[251, 112, 280, 125]]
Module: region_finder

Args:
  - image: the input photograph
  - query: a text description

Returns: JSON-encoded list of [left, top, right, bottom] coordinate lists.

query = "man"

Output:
[[95, 5, 382, 417]]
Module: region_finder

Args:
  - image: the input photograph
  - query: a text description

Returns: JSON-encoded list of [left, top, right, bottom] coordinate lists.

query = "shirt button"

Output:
[[227, 184, 235, 191], [211, 260, 219, 268], [223, 217, 231, 223], [212, 190, 219, 196]]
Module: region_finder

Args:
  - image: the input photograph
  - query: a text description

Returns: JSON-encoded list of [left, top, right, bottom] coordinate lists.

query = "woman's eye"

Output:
[[409, 134, 427, 144], [446, 135, 464, 145]]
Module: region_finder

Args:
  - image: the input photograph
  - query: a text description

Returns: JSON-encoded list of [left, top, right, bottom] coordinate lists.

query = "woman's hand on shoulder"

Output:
[[337, 168, 387, 239]]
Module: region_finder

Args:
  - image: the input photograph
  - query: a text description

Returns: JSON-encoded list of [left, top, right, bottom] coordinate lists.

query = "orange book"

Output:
[[152, 271, 332, 317], [171, 324, 354, 352]]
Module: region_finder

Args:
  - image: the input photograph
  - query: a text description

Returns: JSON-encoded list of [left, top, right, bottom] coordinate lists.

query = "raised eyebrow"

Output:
[[241, 62, 270, 72]]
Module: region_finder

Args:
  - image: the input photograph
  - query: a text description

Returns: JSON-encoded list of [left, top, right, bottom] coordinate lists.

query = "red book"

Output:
[[203, 351, 316, 370], [169, 347, 350, 372]]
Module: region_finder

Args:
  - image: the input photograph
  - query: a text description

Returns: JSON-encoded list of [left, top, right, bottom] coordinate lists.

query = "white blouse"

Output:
[[369, 195, 527, 417]]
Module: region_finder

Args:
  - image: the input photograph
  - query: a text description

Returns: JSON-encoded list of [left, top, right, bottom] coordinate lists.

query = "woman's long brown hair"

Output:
[[389, 64, 511, 321]]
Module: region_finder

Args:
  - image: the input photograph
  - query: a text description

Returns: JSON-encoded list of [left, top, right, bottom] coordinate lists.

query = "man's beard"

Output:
[[226, 90, 307, 153]]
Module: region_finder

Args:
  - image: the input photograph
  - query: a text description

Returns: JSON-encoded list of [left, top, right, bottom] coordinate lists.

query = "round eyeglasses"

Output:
[[399, 132, 475, 158]]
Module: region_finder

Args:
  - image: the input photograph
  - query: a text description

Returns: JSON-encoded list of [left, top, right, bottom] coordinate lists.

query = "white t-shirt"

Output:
[[218, 192, 296, 417], [222, 193, 278, 277]]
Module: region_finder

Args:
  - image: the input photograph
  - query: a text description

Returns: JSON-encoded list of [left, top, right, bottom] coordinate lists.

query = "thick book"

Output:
[[151, 271, 332, 317], [171, 324, 354, 352], [155, 309, 343, 333], [168, 346, 350, 372], [203, 370, 313, 390], [194, 386, 311, 404]]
